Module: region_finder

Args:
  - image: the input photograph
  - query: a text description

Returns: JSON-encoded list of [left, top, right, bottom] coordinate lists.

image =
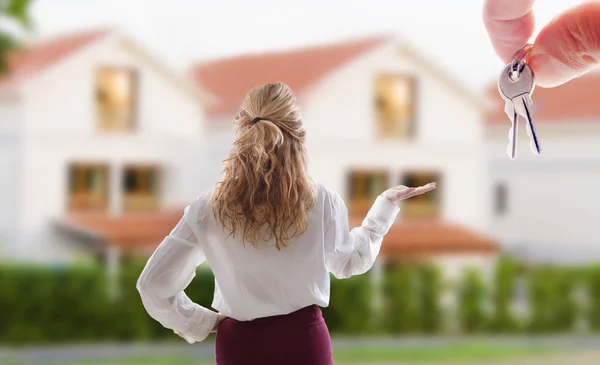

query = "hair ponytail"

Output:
[[211, 82, 316, 249]]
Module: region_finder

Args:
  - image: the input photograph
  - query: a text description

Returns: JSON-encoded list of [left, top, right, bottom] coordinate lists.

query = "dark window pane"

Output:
[[123, 169, 138, 192], [495, 183, 507, 215]]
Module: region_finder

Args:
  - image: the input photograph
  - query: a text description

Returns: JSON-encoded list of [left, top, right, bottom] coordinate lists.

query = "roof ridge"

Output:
[[189, 33, 393, 117], [0, 27, 113, 88], [27, 27, 113, 47], [193, 33, 392, 67]]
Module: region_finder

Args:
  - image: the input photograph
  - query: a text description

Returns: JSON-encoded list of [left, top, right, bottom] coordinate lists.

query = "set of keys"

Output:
[[497, 44, 542, 160]]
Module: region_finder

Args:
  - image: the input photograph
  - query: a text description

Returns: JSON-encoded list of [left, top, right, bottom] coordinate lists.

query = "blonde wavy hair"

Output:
[[211, 82, 316, 249]]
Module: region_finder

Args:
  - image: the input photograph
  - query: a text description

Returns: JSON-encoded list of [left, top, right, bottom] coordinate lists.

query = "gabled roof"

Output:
[[0, 28, 207, 104], [0, 28, 110, 88], [189, 35, 392, 117], [485, 72, 600, 125], [190, 34, 489, 119]]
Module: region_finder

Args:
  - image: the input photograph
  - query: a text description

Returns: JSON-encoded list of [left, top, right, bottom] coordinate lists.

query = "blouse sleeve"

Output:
[[324, 192, 400, 279], [136, 205, 218, 344]]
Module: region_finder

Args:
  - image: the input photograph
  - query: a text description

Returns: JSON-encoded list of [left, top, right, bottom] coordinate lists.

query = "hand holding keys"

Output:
[[497, 44, 542, 160]]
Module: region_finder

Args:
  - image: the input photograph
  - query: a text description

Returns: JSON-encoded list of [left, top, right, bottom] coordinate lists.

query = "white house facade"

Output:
[[0, 29, 208, 262], [190, 35, 498, 276], [485, 73, 600, 264]]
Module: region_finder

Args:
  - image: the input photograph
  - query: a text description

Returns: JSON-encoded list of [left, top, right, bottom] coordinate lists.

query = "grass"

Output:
[[2, 357, 208, 365], [3, 342, 561, 365], [333, 342, 558, 362]]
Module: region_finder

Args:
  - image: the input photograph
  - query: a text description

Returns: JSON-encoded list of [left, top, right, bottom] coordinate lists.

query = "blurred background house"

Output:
[[485, 70, 600, 264], [0, 29, 500, 279], [4, 2, 600, 364], [0, 29, 208, 265], [191, 34, 498, 281]]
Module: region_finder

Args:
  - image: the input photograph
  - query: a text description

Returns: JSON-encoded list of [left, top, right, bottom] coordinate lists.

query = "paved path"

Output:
[[2, 336, 600, 363], [362, 351, 600, 365]]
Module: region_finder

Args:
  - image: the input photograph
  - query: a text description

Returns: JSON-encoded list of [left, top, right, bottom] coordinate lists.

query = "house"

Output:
[[0, 29, 209, 265], [0, 28, 499, 281], [485, 70, 600, 264], [190, 34, 499, 280]]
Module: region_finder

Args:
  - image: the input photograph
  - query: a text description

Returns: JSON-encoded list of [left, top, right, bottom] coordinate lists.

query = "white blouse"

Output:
[[136, 183, 400, 343]]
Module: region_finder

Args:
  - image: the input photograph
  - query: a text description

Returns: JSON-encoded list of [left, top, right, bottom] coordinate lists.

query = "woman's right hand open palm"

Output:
[[381, 182, 437, 204]]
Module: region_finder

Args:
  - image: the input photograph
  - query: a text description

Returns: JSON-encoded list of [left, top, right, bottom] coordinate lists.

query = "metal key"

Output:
[[497, 50, 542, 160]]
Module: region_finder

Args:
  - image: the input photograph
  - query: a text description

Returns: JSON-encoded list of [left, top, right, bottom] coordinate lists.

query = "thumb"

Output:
[[529, 1, 600, 88]]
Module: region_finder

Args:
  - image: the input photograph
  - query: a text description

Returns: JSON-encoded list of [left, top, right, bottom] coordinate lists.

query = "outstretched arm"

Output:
[[324, 183, 436, 279]]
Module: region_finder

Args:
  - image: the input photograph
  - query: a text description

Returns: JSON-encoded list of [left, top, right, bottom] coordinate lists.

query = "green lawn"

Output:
[[334, 342, 558, 362], [4, 342, 561, 364]]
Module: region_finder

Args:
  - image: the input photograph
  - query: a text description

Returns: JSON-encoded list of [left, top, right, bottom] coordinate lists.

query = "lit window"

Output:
[[96, 68, 137, 131], [374, 74, 415, 138]]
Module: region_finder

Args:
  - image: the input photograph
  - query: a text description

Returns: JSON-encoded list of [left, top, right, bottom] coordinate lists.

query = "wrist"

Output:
[[211, 313, 225, 333]]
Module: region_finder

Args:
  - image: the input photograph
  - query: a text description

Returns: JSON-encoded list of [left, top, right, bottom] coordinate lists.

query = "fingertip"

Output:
[[483, 0, 536, 62], [530, 1, 600, 87], [528, 52, 578, 88]]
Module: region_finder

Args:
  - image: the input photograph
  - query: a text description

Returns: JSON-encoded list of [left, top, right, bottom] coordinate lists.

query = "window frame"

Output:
[[121, 164, 161, 212], [346, 169, 390, 216], [66, 162, 110, 212]]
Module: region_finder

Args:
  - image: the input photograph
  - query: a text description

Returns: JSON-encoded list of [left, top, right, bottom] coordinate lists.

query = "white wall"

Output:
[[302, 42, 483, 144], [202, 120, 236, 192], [487, 122, 600, 263], [15, 33, 205, 261], [0, 98, 23, 257], [301, 42, 489, 231], [431, 254, 496, 284]]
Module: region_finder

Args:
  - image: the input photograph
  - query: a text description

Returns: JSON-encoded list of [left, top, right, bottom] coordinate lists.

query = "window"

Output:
[[122, 165, 160, 212], [347, 170, 389, 215], [400, 171, 440, 219], [374, 74, 415, 138], [96, 68, 137, 131], [495, 183, 507, 215], [68, 164, 109, 211]]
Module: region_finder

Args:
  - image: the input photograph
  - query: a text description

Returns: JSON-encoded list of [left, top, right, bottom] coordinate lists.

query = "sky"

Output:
[[26, 0, 585, 90]]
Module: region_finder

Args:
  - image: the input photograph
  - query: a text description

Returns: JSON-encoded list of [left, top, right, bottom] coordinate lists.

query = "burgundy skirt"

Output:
[[215, 305, 333, 365]]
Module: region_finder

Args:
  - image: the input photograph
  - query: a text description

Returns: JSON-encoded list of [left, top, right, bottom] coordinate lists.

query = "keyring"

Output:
[[509, 44, 533, 80]]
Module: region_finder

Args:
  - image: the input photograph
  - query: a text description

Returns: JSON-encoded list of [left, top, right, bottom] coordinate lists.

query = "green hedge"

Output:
[[0, 264, 110, 343], [321, 273, 372, 334], [458, 268, 488, 333], [0, 259, 597, 343], [383, 264, 441, 334], [587, 265, 600, 331], [489, 257, 520, 332], [528, 265, 578, 333]]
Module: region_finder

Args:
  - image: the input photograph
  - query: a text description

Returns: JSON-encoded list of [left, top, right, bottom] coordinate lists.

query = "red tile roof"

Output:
[[383, 222, 498, 258], [351, 217, 498, 258], [0, 28, 110, 88], [189, 35, 391, 117], [485, 72, 600, 125], [65, 210, 497, 259], [65, 208, 184, 251]]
